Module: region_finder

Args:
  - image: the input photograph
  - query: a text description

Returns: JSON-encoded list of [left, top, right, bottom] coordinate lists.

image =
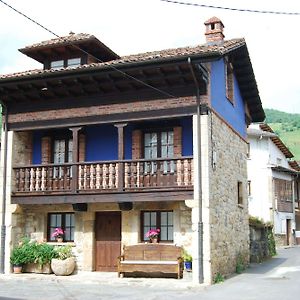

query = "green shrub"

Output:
[[214, 272, 224, 284], [236, 255, 245, 274], [182, 249, 192, 262], [54, 245, 73, 260], [267, 228, 277, 257], [10, 238, 57, 267]]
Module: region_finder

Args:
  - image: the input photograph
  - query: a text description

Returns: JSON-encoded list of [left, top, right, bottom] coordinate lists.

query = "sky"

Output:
[[0, 0, 299, 114]]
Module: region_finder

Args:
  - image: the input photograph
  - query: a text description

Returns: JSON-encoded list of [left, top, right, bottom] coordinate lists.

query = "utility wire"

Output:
[[160, 0, 300, 16], [0, 0, 176, 99]]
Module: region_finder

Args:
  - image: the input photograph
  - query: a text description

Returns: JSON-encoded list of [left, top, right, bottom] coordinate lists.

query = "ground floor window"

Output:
[[141, 211, 173, 242], [48, 213, 75, 242]]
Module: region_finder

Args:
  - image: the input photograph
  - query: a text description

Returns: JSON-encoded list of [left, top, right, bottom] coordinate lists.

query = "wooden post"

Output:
[[70, 127, 82, 193], [115, 123, 127, 191]]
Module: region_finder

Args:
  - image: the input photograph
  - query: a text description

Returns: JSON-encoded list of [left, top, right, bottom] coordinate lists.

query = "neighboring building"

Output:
[[247, 123, 299, 246], [0, 17, 264, 283]]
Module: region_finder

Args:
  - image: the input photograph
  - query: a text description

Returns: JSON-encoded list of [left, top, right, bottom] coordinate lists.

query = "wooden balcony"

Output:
[[13, 157, 193, 196]]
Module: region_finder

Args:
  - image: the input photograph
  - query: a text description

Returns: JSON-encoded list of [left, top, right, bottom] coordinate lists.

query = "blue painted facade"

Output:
[[210, 59, 246, 138], [31, 117, 193, 164]]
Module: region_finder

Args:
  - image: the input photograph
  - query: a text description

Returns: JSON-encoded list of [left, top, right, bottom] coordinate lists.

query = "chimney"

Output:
[[204, 17, 225, 44]]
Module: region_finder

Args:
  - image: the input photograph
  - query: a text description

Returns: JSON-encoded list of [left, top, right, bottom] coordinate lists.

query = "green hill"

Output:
[[265, 108, 300, 160]]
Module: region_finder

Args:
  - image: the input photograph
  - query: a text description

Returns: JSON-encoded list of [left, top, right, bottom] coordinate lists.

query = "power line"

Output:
[[0, 0, 176, 99], [160, 0, 300, 16]]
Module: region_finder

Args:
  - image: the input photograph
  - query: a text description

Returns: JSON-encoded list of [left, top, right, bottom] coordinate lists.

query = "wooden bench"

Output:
[[117, 244, 183, 279]]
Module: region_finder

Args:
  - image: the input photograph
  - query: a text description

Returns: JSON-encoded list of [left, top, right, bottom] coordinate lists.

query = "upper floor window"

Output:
[[225, 59, 234, 103], [50, 60, 64, 69], [53, 138, 73, 164], [144, 130, 174, 173], [50, 58, 81, 69], [141, 211, 173, 242], [67, 58, 81, 68]]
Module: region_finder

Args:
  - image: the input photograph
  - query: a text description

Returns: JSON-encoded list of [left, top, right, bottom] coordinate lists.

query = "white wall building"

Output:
[[247, 123, 298, 246]]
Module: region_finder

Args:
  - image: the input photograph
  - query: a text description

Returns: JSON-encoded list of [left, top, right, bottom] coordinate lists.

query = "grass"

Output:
[[269, 122, 300, 160]]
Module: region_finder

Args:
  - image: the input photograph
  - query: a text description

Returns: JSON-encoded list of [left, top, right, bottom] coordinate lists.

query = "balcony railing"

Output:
[[13, 157, 193, 194]]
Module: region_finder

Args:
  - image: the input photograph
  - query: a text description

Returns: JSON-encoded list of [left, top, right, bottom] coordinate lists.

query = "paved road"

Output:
[[0, 246, 299, 300]]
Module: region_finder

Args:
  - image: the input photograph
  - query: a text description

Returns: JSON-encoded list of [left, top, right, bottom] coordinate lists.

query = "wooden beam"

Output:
[[11, 190, 194, 204]]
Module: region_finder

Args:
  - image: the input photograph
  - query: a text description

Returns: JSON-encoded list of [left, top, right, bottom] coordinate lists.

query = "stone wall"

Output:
[[249, 224, 270, 263], [8, 200, 192, 272], [209, 112, 249, 279]]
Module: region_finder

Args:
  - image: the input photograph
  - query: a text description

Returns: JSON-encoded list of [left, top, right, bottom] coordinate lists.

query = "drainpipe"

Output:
[[188, 57, 204, 284], [0, 101, 8, 274]]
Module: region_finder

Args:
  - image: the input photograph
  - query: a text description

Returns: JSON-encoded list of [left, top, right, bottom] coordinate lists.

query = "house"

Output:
[[247, 123, 300, 246], [0, 17, 264, 283]]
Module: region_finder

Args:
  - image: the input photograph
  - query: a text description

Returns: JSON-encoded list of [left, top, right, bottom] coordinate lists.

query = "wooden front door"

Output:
[[95, 212, 121, 272], [286, 219, 291, 246]]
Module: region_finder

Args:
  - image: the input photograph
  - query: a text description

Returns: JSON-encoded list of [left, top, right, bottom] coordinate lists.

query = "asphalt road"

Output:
[[0, 246, 299, 300]]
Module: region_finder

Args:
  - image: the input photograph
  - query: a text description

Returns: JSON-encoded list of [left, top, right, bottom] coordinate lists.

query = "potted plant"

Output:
[[14, 238, 57, 274], [145, 228, 160, 243], [51, 245, 76, 276], [51, 228, 65, 243], [182, 250, 192, 272], [10, 245, 28, 273]]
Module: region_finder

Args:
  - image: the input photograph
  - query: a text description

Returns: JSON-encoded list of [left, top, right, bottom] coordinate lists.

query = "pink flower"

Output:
[[51, 227, 65, 238], [145, 228, 160, 239]]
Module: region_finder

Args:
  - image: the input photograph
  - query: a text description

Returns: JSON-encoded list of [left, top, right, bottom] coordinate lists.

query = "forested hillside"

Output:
[[265, 108, 300, 160]]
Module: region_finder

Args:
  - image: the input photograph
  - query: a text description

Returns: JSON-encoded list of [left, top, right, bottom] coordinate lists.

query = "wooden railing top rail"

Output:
[[13, 156, 193, 169]]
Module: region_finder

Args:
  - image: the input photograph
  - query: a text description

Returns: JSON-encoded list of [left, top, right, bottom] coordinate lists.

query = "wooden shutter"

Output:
[[78, 133, 86, 162], [41, 136, 51, 164], [173, 126, 182, 157], [132, 129, 142, 159]]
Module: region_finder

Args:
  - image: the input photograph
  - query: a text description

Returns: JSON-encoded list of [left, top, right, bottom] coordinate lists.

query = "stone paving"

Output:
[[0, 247, 300, 300]]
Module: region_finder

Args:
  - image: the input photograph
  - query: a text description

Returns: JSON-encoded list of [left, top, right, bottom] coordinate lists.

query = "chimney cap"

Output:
[[204, 16, 224, 27]]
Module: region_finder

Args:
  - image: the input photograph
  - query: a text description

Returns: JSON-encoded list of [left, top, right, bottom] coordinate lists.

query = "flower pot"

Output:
[[56, 237, 63, 243], [13, 265, 22, 274], [51, 257, 75, 276], [184, 261, 192, 272], [150, 237, 158, 243]]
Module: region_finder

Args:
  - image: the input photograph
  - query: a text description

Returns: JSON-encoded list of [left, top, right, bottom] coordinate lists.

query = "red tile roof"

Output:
[[0, 38, 245, 80]]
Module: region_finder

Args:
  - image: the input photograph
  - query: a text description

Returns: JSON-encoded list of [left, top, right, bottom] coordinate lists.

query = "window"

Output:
[[274, 178, 292, 202], [53, 138, 73, 177], [144, 130, 174, 173], [53, 138, 73, 164], [141, 211, 173, 242], [225, 60, 234, 103], [238, 181, 243, 205], [247, 180, 251, 197], [67, 58, 81, 68], [50, 58, 81, 69], [50, 60, 64, 69], [48, 213, 75, 242]]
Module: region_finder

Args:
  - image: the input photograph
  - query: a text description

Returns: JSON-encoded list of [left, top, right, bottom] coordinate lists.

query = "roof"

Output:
[[271, 165, 298, 175], [1, 38, 245, 80], [0, 37, 265, 122], [19, 33, 120, 63], [20, 33, 96, 51], [259, 124, 294, 158], [289, 160, 300, 172]]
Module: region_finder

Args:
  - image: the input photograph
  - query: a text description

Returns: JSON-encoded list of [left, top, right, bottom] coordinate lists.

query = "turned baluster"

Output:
[[30, 168, 36, 192], [53, 166, 59, 190], [48, 167, 53, 191], [35, 167, 41, 191], [20, 168, 25, 192], [15, 169, 20, 192], [66, 166, 71, 190], [78, 165, 83, 190], [124, 163, 130, 188], [90, 164, 95, 189]]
